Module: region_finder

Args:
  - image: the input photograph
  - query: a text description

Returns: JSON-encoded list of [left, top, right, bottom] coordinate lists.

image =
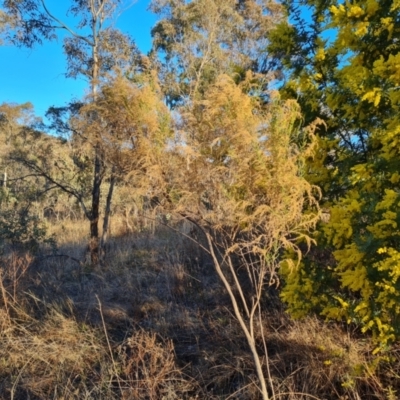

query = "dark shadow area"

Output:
[[0, 227, 397, 399]]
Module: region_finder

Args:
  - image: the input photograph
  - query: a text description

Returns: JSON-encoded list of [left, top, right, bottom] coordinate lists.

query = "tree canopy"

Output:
[[269, 0, 400, 349], [150, 0, 284, 106]]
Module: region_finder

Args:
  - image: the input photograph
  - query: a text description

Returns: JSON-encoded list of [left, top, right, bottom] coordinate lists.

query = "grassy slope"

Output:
[[0, 218, 399, 400]]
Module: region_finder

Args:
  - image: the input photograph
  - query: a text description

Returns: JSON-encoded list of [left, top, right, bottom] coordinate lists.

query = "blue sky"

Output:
[[0, 0, 157, 119]]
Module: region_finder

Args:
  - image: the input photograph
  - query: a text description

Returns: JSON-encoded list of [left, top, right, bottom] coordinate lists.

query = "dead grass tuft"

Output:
[[1, 221, 400, 399], [0, 304, 107, 399], [118, 330, 194, 399]]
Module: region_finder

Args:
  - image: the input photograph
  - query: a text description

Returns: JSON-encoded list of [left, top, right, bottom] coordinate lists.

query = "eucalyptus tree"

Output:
[[0, 102, 35, 196], [2, 0, 142, 264], [0, 8, 14, 44], [0, 102, 48, 201], [150, 0, 284, 106], [0, 103, 62, 253]]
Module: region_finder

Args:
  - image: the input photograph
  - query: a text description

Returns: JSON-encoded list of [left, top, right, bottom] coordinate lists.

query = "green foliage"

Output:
[[150, 0, 284, 105], [269, 0, 400, 348], [155, 73, 321, 399], [0, 8, 14, 45], [0, 103, 56, 254], [0, 185, 56, 254], [160, 74, 321, 240]]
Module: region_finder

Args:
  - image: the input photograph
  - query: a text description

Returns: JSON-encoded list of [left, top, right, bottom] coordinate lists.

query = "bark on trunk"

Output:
[[3, 170, 7, 189], [205, 233, 270, 400], [100, 172, 116, 256], [90, 149, 102, 266], [89, 18, 101, 266]]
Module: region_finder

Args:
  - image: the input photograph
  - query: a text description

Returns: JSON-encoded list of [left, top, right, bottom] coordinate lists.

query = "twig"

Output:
[[96, 294, 123, 396], [272, 393, 322, 400], [0, 269, 11, 324], [11, 357, 33, 400], [259, 303, 276, 400], [140, 214, 211, 255], [35, 254, 84, 266], [225, 382, 256, 399]]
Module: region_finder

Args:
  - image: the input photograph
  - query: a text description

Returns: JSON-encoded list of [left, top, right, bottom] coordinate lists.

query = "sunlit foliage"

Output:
[[269, 0, 400, 349]]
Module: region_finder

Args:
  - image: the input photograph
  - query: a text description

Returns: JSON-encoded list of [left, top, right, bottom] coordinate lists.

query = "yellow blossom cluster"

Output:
[[277, 0, 400, 348]]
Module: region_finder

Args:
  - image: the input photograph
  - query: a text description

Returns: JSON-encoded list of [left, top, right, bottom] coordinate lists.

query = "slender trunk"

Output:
[[100, 171, 116, 256], [2, 170, 7, 189], [205, 233, 270, 400], [124, 206, 134, 233], [90, 150, 102, 266], [89, 17, 101, 266]]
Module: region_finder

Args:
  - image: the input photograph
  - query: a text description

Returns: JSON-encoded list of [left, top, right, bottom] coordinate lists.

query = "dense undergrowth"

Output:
[[1, 218, 400, 400]]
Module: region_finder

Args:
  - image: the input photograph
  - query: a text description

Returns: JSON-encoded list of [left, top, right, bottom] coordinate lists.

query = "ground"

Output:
[[0, 218, 399, 399]]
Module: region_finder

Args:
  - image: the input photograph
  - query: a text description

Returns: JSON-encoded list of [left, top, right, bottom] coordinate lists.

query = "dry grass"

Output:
[[1, 219, 400, 399]]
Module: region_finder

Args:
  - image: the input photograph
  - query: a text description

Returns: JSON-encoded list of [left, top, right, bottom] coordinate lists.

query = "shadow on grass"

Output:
[[1, 226, 398, 399]]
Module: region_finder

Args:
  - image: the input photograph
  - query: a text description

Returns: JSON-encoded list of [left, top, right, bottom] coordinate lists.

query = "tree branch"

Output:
[[10, 155, 91, 220], [40, 0, 94, 46]]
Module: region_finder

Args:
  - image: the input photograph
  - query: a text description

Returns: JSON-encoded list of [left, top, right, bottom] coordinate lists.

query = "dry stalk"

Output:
[[147, 75, 322, 399], [96, 294, 124, 396], [206, 232, 271, 400], [272, 393, 322, 400], [10, 357, 33, 400], [0, 269, 11, 325]]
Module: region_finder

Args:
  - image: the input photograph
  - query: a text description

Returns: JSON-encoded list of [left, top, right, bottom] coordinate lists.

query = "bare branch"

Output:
[[40, 0, 94, 45], [9, 155, 91, 220]]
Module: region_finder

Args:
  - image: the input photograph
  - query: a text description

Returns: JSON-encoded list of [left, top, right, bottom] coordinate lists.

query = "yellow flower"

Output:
[[315, 48, 326, 61], [314, 72, 323, 81], [355, 22, 369, 37], [330, 4, 345, 16], [347, 5, 364, 18]]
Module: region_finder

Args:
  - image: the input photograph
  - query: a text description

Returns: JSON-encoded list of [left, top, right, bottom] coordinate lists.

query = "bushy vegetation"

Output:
[[268, 0, 400, 351], [1, 0, 400, 398], [1, 224, 400, 400]]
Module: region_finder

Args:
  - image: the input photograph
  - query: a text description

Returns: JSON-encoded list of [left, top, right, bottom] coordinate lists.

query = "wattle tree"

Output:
[[269, 0, 400, 349]]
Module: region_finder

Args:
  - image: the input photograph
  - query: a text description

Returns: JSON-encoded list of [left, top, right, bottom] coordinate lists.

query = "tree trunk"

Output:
[[90, 149, 102, 266], [100, 171, 116, 258], [205, 232, 270, 400], [89, 19, 101, 266]]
